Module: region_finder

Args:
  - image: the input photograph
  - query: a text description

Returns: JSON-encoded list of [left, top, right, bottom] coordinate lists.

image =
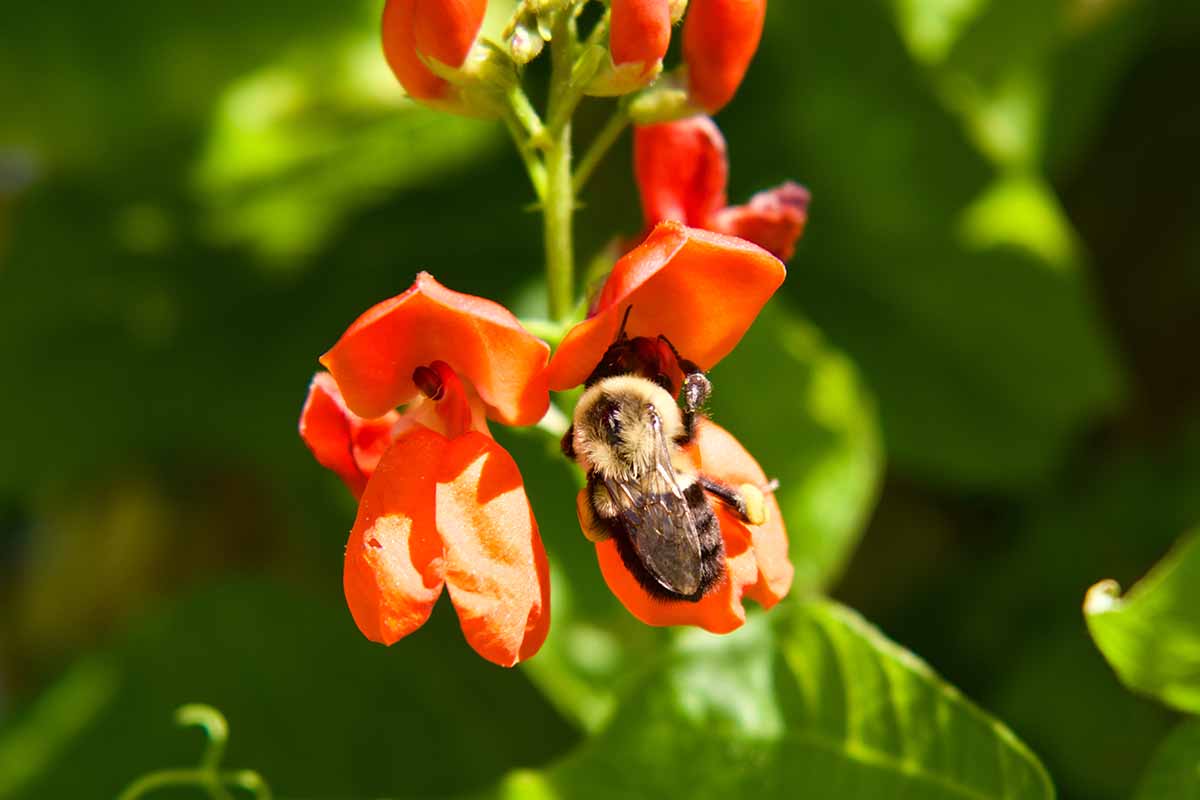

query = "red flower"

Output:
[[381, 0, 488, 102], [300, 272, 551, 666], [634, 115, 809, 261], [547, 221, 792, 629], [682, 0, 767, 112]]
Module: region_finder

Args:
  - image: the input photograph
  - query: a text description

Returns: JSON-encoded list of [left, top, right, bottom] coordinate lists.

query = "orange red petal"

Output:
[[683, 0, 767, 112], [382, 0, 487, 101], [546, 221, 785, 391], [413, 0, 488, 71], [344, 427, 447, 645], [299, 372, 401, 499], [634, 117, 728, 228], [710, 182, 810, 263], [321, 272, 550, 425], [688, 418, 792, 606], [436, 432, 550, 666], [382, 0, 445, 101]]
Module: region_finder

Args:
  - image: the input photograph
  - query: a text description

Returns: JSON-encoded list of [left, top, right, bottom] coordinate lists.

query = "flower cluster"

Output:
[[301, 0, 808, 665], [380, 0, 768, 117]]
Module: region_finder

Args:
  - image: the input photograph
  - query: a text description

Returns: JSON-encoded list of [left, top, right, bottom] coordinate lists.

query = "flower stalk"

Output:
[[542, 8, 579, 323]]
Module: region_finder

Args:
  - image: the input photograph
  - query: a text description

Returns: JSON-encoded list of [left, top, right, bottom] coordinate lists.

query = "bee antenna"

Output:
[[614, 305, 634, 342], [657, 333, 684, 365]]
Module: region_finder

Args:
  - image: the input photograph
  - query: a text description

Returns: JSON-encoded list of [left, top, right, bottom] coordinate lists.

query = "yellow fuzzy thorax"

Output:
[[571, 376, 685, 479]]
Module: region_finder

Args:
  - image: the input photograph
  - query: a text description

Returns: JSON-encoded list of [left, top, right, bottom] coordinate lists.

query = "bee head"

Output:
[[571, 376, 683, 477]]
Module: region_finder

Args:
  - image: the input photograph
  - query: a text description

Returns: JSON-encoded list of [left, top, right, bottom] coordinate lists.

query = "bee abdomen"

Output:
[[613, 482, 725, 603]]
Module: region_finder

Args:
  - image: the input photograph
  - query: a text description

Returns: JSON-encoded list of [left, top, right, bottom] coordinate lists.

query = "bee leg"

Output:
[[560, 425, 576, 460], [575, 488, 612, 542], [698, 477, 771, 526], [658, 335, 710, 443]]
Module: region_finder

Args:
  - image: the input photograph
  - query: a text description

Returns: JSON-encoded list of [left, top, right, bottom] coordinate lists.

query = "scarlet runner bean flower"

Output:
[[634, 115, 809, 261], [381, 0, 488, 105], [299, 272, 551, 666], [683, 0, 767, 112], [546, 221, 794, 631]]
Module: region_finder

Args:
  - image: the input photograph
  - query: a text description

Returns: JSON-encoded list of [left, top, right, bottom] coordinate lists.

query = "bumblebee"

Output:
[[561, 309, 770, 602]]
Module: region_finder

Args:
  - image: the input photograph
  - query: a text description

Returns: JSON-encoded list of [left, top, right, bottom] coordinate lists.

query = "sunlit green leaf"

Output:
[[0, 0, 361, 168], [193, 34, 503, 267], [485, 601, 1054, 800], [742, 0, 1125, 489], [959, 174, 1078, 269], [1085, 531, 1200, 714], [948, 426, 1200, 799], [1134, 720, 1200, 800]]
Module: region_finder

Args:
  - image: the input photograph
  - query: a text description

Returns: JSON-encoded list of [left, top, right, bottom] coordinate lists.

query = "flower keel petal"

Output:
[[436, 432, 550, 666], [344, 427, 447, 645]]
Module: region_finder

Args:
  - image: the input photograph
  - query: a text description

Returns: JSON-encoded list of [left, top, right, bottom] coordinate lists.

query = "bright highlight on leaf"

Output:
[[1085, 531, 1200, 714]]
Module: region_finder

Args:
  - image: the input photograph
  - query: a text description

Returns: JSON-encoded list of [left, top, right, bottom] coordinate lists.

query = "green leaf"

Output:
[[742, 0, 1125, 490], [193, 34, 503, 267], [1085, 531, 1200, 714], [708, 300, 883, 594], [0, 0, 357, 169], [0, 581, 578, 799], [486, 601, 1054, 799], [1134, 720, 1200, 800]]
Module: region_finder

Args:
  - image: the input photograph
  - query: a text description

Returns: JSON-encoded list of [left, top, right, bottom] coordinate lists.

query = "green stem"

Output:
[[543, 11, 578, 322], [573, 106, 630, 193], [116, 769, 257, 800], [503, 113, 547, 200], [543, 120, 574, 322]]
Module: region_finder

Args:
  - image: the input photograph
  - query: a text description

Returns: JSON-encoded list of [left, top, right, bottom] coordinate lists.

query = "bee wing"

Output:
[[605, 407, 703, 596]]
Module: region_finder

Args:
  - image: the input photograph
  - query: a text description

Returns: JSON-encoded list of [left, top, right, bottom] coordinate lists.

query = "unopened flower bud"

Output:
[[508, 21, 545, 64], [682, 0, 766, 112], [611, 0, 672, 72], [587, 0, 672, 97], [381, 0, 495, 114]]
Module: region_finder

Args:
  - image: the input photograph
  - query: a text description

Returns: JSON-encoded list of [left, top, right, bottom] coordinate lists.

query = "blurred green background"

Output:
[[2, 0, 1199, 798]]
